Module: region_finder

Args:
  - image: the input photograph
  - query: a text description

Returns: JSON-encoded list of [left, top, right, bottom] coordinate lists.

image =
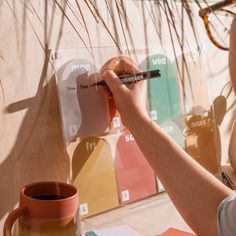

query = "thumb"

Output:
[[101, 69, 127, 95]]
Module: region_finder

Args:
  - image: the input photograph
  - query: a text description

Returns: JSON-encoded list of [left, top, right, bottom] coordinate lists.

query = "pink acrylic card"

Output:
[[115, 130, 157, 204]]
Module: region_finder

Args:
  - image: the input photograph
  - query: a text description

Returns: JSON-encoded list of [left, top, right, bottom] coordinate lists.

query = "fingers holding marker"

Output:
[[102, 69, 122, 86], [100, 56, 141, 96], [102, 70, 127, 99], [99, 56, 149, 125], [98, 69, 120, 98]]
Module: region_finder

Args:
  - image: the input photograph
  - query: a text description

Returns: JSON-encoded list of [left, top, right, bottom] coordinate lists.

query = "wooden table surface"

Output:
[[81, 193, 193, 236]]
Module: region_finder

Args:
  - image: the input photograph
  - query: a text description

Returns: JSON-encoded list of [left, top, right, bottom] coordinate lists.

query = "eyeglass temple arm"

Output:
[[199, 0, 236, 17]]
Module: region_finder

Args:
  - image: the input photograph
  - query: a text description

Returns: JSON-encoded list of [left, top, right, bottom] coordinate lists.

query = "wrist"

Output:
[[121, 108, 151, 131]]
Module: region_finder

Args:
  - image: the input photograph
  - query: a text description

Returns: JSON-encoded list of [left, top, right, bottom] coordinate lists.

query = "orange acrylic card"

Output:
[[160, 228, 197, 236]]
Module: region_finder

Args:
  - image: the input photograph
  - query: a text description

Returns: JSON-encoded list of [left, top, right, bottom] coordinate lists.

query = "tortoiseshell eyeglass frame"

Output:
[[199, 0, 236, 50]]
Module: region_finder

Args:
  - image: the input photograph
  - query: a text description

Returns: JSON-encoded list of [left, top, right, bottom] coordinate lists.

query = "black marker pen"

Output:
[[90, 69, 161, 87]]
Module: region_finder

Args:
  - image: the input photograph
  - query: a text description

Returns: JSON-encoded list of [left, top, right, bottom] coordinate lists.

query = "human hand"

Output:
[[100, 56, 149, 127]]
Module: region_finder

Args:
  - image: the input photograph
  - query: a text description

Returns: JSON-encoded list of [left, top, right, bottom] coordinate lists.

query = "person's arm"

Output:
[[100, 56, 234, 236]]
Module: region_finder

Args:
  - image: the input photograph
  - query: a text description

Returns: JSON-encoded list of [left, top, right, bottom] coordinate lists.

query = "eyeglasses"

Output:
[[199, 0, 236, 50]]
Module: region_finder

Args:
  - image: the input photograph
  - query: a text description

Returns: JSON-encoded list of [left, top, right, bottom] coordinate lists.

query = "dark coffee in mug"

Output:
[[32, 194, 66, 200]]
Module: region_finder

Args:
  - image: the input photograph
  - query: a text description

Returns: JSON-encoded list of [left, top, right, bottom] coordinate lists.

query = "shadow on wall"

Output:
[[0, 58, 70, 220]]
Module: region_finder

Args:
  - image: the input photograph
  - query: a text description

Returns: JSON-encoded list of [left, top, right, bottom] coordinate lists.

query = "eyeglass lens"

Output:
[[208, 8, 236, 49]]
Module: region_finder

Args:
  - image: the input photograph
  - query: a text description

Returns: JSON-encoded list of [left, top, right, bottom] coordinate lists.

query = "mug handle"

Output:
[[3, 207, 27, 236]]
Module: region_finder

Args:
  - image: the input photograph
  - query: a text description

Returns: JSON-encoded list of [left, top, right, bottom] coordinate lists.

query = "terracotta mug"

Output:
[[3, 181, 81, 236]]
